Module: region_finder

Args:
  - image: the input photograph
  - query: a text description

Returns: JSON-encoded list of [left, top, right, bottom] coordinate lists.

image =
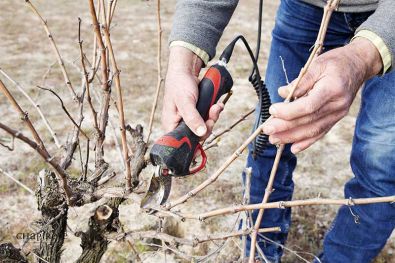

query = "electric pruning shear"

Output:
[[141, 62, 234, 209]]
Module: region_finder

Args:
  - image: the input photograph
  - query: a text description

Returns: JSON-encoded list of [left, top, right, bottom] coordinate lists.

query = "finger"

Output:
[[202, 119, 215, 140], [208, 103, 224, 123], [161, 102, 181, 133], [263, 100, 344, 135], [291, 130, 328, 154], [270, 82, 330, 121], [177, 98, 207, 136], [268, 110, 344, 145], [278, 63, 322, 99]]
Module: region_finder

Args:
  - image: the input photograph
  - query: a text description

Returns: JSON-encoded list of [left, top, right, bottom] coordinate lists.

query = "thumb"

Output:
[[178, 98, 207, 137], [278, 67, 320, 99]]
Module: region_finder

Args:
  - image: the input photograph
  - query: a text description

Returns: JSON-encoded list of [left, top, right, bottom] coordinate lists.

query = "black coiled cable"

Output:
[[249, 0, 272, 158], [219, 36, 270, 157], [249, 74, 271, 158], [218, 0, 271, 158]]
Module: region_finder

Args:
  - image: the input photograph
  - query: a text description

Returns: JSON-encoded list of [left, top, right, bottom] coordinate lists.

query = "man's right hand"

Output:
[[161, 46, 223, 138]]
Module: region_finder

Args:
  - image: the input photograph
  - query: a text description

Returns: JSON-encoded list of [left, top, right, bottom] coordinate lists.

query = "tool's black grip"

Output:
[[196, 64, 234, 120], [150, 64, 233, 176]]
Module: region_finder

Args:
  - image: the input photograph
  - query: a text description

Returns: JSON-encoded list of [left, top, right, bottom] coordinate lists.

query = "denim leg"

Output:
[[243, 0, 352, 261], [321, 73, 395, 263]]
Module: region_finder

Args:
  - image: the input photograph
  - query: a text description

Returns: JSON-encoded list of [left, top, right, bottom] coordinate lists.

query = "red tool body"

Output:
[[150, 63, 234, 177]]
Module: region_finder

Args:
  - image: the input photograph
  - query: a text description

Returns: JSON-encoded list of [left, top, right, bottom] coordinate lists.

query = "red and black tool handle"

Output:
[[150, 63, 233, 176]]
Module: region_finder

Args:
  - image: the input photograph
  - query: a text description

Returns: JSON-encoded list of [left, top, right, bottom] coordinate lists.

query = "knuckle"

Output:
[[306, 101, 317, 114], [308, 127, 321, 138], [307, 114, 316, 124], [337, 98, 350, 110]]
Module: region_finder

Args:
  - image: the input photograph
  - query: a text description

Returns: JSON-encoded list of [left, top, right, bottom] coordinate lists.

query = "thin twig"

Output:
[[115, 227, 280, 247], [109, 0, 118, 26], [89, 0, 100, 84], [0, 68, 62, 148], [24, 0, 77, 100], [202, 138, 220, 151], [37, 86, 89, 140], [248, 1, 341, 261], [88, 0, 110, 164], [194, 227, 281, 244], [0, 122, 73, 203], [98, 0, 132, 189], [78, 18, 99, 136], [184, 196, 395, 220], [0, 168, 35, 194], [0, 79, 46, 150], [60, 87, 87, 170], [146, 0, 163, 143], [241, 167, 252, 261], [205, 108, 255, 145], [0, 136, 14, 151], [164, 119, 267, 210]]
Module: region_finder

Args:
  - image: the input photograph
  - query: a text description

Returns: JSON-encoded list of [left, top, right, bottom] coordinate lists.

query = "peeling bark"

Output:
[[33, 170, 68, 263]]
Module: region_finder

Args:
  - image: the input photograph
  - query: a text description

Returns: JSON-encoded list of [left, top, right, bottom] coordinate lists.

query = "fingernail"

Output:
[[270, 137, 280, 144], [292, 146, 301, 154], [269, 106, 277, 116], [264, 125, 275, 135], [196, 125, 207, 136]]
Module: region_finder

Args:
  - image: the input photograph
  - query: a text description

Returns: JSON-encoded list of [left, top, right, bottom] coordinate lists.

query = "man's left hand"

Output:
[[263, 38, 383, 153]]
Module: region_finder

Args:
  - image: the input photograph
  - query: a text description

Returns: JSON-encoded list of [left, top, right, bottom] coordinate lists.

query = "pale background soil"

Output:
[[0, 0, 393, 262]]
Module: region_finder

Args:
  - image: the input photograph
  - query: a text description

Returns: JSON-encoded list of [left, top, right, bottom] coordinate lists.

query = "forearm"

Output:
[[168, 46, 203, 77], [349, 37, 383, 80], [356, 0, 395, 73], [169, 0, 239, 63]]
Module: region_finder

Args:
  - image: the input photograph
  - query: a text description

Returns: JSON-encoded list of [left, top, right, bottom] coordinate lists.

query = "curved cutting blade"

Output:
[[140, 166, 172, 210]]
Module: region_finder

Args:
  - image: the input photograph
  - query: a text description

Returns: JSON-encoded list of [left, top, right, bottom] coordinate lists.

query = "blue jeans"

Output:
[[244, 0, 395, 262]]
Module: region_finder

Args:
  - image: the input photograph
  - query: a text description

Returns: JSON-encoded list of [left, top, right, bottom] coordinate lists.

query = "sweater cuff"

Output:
[[352, 30, 392, 75], [170, 41, 210, 66]]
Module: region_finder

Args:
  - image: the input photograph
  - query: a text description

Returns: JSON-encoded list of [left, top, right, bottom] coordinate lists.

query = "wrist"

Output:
[[168, 46, 203, 77], [348, 37, 383, 79]]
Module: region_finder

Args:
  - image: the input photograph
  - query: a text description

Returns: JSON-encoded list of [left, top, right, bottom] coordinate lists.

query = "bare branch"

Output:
[[0, 122, 73, 202], [0, 79, 46, 150], [164, 119, 266, 210], [186, 196, 395, 220], [146, 0, 163, 143], [0, 136, 14, 151], [205, 108, 255, 145], [0, 168, 34, 194], [98, 0, 132, 189], [24, 0, 77, 100], [116, 227, 280, 247], [0, 68, 62, 148], [78, 18, 100, 136], [88, 0, 110, 164], [60, 88, 87, 170], [109, 0, 118, 26], [37, 86, 89, 140]]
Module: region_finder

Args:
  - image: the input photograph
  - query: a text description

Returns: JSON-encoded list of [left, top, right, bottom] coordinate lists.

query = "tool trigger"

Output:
[[189, 143, 207, 174]]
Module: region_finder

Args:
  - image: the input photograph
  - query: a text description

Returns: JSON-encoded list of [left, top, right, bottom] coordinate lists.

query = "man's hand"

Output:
[[263, 38, 383, 154], [161, 46, 223, 138]]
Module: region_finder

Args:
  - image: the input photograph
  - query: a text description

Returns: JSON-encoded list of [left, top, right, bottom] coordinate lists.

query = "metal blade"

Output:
[[140, 166, 172, 210]]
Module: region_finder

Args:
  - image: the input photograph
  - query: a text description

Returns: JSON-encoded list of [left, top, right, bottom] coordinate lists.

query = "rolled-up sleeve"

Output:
[[356, 0, 395, 73], [169, 0, 239, 61]]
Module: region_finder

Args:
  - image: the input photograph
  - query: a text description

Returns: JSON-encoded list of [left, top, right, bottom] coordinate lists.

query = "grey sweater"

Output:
[[169, 0, 394, 72]]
